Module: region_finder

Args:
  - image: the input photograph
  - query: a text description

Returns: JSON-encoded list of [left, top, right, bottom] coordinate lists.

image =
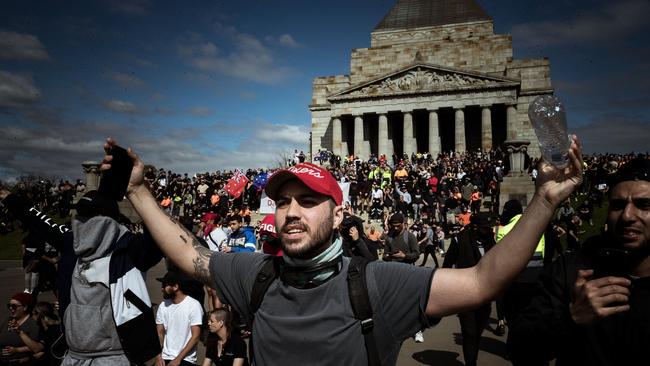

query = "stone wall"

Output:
[[311, 75, 350, 108], [311, 17, 553, 160], [351, 21, 512, 84]]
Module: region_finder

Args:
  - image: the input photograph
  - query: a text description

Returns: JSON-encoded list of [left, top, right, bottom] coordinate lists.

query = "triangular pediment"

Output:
[[328, 63, 519, 101]]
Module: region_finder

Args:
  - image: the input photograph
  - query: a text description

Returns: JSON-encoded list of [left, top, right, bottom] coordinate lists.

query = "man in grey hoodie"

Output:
[[1, 189, 162, 366], [64, 190, 162, 366]]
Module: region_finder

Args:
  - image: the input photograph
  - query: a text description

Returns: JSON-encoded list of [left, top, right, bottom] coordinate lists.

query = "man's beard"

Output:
[[280, 212, 334, 259], [162, 291, 174, 300]]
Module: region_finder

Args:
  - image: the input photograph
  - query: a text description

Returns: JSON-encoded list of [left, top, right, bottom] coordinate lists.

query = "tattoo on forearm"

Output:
[[165, 213, 212, 285], [193, 245, 213, 285]]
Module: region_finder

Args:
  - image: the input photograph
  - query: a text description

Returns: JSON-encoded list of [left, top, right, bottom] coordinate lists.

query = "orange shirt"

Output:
[[394, 169, 408, 179], [366, 230, 381, 242], [210, 194, 220, 206], [457, 212, 471, 226]]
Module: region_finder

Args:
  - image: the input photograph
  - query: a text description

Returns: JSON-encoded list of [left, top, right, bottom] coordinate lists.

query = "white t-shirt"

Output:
[[155, 296, 203, 363], [205, 227, 228, 252]]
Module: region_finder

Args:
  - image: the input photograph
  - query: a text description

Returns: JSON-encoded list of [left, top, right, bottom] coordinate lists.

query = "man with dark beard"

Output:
[[155, 272, 203, 366], [101, 136, 584, 366], [507, 156, 650, 366], [442, 213, 496, 366]]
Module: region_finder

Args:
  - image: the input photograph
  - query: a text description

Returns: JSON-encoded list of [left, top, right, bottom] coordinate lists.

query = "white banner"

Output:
[[339, 182, 350, 205], [259, 191, 276, 214], [259, 182, 350, 213]]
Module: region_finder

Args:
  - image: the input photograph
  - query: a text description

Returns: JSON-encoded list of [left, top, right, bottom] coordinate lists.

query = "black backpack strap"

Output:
[[250, 256, 283, 315], [249, 256, 283, 364], [347, 256, 381, 366]]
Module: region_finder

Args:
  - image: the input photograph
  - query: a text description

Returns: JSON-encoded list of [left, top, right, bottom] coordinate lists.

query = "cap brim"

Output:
[[264, 170, 301, 201]]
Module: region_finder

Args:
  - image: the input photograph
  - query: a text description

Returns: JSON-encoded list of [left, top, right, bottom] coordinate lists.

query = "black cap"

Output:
[[501, 199, 523, 223], [471, 212, 493, 228], [389, 213, 404, 224], [156, 271, 183, 286]]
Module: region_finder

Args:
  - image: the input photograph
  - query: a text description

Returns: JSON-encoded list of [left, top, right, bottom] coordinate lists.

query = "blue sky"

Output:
[[1, 0, 648, 181]]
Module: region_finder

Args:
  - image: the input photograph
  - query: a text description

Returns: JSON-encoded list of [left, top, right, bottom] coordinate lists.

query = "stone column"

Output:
[[378, 113, 388, 159], [504, 140, 530, 177], [481, 106, 493, 151], [454, 108, 466, 152], [507, 104, 518, 140], [332, 117, 342, 156], [403, 111, 414, 156], [82, 161, 101, 191], [354, 115, 364, 159], [428, 109, 440, 155]]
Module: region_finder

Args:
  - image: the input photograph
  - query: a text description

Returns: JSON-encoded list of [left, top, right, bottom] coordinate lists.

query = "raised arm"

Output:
[[101, 138, 212, 286], [426, 135, 583, 317], [0, 190, 69, 251]]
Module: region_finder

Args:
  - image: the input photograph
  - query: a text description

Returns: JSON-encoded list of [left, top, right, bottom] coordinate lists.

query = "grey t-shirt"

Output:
[[210, 252, 437, 366]]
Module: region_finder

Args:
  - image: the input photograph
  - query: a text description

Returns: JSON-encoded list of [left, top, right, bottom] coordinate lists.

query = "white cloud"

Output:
[[266, 34, 301, 48], [154, 107, 174, 116], [0, 110, 309, 182], [177, 28, 295, 85], [278, 34, 300, 48], [188, 106, 212, 117], [253, 123, 309, 146], [511, 0, 650, 47], [105, 71, 145, 88], [0, 31, 51, 61], [151, 92, 166, 101], [176, 34, 219, 58], [103, 99, 138, 114], [0, 122, 113, 180], [0, 71, 42, 109]]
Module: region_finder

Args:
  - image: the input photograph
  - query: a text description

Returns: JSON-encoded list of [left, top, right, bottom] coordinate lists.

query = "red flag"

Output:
[[225, 169, 249, 199]]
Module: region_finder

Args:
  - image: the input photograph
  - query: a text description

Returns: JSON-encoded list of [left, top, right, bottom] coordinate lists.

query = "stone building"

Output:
[[310, 0, 552, 161]]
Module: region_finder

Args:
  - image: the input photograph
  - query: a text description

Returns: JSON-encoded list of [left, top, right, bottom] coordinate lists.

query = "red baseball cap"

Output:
[[265, 163, 342, 206], [200, 212, 219, 222], [259, 214, 277, 237]]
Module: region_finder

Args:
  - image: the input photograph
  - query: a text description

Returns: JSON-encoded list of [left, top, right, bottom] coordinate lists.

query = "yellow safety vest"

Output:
[[496, 214, 545, 259]]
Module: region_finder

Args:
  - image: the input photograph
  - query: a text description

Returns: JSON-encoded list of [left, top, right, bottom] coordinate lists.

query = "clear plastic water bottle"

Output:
[[528, 95, 571, 168]]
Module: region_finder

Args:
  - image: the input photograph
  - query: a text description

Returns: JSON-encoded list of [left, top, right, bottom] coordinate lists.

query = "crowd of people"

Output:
[[0, 139, 648, 366]]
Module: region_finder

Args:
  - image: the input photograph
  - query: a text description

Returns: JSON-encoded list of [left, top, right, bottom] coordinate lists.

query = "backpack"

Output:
[[250, 256, 381, 366]]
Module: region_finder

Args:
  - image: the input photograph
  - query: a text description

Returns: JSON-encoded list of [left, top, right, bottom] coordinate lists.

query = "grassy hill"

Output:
[[0, 213, 69, 260]]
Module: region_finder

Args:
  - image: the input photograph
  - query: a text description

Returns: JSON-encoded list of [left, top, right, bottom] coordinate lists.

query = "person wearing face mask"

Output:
[[0, 293, 39, 365]]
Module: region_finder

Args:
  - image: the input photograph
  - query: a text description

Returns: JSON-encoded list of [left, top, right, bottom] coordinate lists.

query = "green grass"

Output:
[[0, 213, 69, 260], [0, 229, 27, 260], [560, 194, 609, 250]]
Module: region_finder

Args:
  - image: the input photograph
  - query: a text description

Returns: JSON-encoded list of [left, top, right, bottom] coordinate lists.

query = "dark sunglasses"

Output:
[[6, 303, 23, 310]]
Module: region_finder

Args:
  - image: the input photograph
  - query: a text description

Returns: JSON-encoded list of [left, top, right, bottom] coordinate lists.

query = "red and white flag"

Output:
[[225, 169, 249, 199]]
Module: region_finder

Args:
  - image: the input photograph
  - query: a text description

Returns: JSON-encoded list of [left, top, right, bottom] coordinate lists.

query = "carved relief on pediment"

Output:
[[347, 67, 488, 97]]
